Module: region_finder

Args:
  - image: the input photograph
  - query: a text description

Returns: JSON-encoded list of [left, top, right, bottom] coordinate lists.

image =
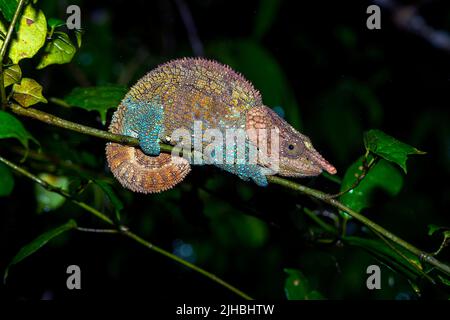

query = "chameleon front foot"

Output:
[[122, 97, 165, 156]]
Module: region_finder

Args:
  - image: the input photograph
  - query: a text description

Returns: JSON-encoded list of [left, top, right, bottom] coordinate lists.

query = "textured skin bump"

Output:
[[106, 142, 190, 193], [246, 106, 337, 177]]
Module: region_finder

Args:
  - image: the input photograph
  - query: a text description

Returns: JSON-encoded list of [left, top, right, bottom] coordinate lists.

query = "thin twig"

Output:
[[0, 154, 252, 300], [174, 0, 204, 56], [7, 104, 450, 277], [303, 207, 338, 235], [375, 0, 450, 53], [327, 154, 378, 199], [371, 228, 435, 284], [76, 227, 119, 233], [269, 175, 450, 276]]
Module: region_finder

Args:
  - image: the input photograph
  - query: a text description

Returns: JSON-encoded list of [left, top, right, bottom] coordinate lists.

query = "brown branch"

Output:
[[375, 0, 450, 53], [7, 103, 450, 277]]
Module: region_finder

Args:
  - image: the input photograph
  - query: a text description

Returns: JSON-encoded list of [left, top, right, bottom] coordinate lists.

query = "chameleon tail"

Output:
[[106, 103, 190, 193], [106, 143, 190, 193]]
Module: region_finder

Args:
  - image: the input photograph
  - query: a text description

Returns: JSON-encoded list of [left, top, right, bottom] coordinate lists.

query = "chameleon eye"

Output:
[[285, 142, 300, 158]]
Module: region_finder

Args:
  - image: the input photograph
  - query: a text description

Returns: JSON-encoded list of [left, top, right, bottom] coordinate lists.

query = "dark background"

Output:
[[1, 0, 449, 300]]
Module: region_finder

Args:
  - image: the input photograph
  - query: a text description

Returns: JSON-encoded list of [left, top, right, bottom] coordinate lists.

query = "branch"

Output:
[[267, 175, 450, 276], [174, 0, 204, 56], [375, 0, 450, 53], [0, 155, 252, 300], [8, 104, 450, 277], [0, 0, 27, 108]]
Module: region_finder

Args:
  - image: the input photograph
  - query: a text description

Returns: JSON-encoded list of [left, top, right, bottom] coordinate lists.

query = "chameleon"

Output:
[[106, 58, 336, 193]]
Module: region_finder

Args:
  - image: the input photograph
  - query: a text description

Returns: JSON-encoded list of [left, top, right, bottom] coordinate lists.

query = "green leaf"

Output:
[[0, 4, 47, 64], [0, 0, 18, 22], [438, 275, 450, 287], [35, 173, 69, 213], [36, 32, 76, 69], [284, 268, 324, 300], [340, 157, 403, 216], [3, 64, 21, 87], [93, 179, 123, 221], [0, 110, 38, 149], [12, 78, 48, 107], [4, 219, 77, 282], [364, 129, 426, 173], [0, 162, 14, 196], [428, 224, 449, 236], [64, 85, 128, 124], [47, 18, 65, 28]]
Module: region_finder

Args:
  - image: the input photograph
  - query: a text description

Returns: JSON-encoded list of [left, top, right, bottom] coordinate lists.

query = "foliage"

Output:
[[64, 85, 127, 124], [0, 0, 449, 300], [0, 110, 37, 149]]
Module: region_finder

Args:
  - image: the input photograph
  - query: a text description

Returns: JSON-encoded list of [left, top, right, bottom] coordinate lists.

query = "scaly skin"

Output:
[[106, 58, 336, 193]]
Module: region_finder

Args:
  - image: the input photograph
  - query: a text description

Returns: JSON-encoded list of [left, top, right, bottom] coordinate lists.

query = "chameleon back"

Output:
[[106, 58, 263, 193]]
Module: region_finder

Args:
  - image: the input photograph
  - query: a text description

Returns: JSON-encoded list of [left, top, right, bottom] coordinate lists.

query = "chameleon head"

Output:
[[245, 106, 337, 177]]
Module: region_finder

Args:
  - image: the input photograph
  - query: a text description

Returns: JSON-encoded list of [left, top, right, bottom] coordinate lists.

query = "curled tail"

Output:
[[106, 103, 191, 193]]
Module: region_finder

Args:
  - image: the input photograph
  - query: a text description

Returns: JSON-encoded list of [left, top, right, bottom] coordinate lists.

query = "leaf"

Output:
[[4, 219, 77, 282], [94, 179, 123, 221], [0, 110, 38, 149], [340, 157, 403, 216], [0, 0, 18, 21], [64, 85, 128, 124], [36, 32, 76, 69], [439, 275, 450, 287], [0, 162, 14, 196], [12, 78, 48, 107], [364, 129, 426, 173], [0, 4, 47, 64], [35, 173, 69, 213], [3, 64, 21, 87], [284, 268, 324, 300], [428, 224, 449, 236], [47, 18, 65, 28]]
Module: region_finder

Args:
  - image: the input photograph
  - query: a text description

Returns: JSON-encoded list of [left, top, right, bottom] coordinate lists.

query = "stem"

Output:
[[49, 97, 71, 108], [267, 175, 450, 276], [303, 208, 337, 235], [76, 227, 118, 233], [0, 154, 252, 299], [328, 155, 377, 199], [371, 229, 435, 283], [7, 104, 450, 276], [0, 60, 5, 109], [0, 0, 26, 108], [122, 230, 252, 300], [9, 103, 139, 147], [8, 103, 171, 153]]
